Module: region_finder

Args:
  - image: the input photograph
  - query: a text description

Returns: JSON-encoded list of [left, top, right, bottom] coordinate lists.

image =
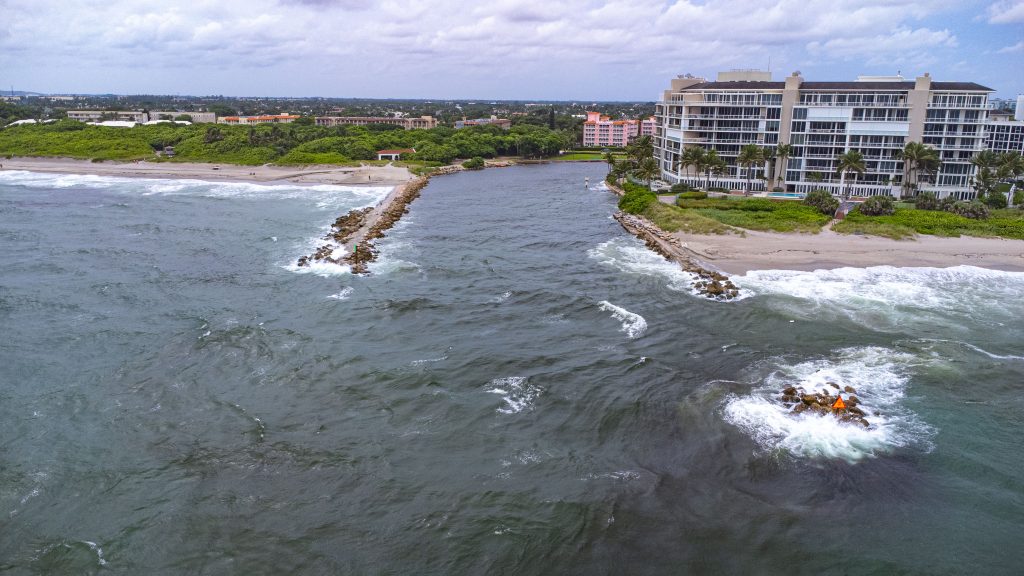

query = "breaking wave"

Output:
[[735, 265, 1024, 332], [721, 346, 935, 462], [0, 170, 391, 213], [598, 300, 647, 339]]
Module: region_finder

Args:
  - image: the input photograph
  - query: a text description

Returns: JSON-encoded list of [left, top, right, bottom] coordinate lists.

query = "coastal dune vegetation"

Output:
[[0, 119, 570, 166]]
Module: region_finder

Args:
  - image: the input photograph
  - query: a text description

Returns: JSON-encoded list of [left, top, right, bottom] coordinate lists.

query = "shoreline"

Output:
[[0, 156, 416, 186], [602, 179, 1024, 276], [671, 227, 1024, 275]]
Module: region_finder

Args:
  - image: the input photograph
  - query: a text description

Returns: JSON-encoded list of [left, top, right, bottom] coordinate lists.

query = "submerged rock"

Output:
[[782, 384, 872, 428]]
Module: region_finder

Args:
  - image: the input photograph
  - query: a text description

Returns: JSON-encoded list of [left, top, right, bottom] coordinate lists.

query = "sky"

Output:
[[1, 0, 1022, 101]]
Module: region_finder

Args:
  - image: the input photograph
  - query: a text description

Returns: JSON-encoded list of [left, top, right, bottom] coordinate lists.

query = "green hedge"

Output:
[[618, 180, 657, 214]]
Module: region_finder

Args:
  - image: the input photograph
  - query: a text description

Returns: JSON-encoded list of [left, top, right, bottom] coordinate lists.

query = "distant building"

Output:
[[455, 116, 511, 130], [377, 148, 415, 160], [67, 110, 216, 124], [315, 116, 437, 130], [582, 111, 655, 147], [149, 111, 216, 123], [1016, 95, 1024, 122], [219, 114, 299, 125], [67, 110, 148, 123]]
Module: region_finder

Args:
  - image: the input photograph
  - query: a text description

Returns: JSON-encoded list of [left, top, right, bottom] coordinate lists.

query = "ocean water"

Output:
[[1, 165, 1022, 574]]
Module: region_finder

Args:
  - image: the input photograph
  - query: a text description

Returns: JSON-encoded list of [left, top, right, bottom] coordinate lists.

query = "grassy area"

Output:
[[550, 152, 625, 161], [675, 197, 831, 233], [835, 207, 1024, 240], [641, 201, 735, 235]]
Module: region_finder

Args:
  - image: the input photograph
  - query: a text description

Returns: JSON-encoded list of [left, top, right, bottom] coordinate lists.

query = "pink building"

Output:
[[582, 111, 655, 147]]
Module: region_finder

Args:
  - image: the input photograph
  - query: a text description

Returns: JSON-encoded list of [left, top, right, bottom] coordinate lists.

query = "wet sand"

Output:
[[674, 228, 1024, 274], [0, 157, 416, 185]]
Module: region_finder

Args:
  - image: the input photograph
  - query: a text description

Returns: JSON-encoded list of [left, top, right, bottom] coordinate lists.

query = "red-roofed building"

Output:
[[582, 111, 655, 147], [377, 148, 416, 161]]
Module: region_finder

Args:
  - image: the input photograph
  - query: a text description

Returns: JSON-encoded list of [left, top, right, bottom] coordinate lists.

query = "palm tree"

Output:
[[973, 167, 997, 199], [626, 135, 653, 170], [701, 149, 721, 190], [836, 150, 866, 199], [737, 144, 764, 195], [672, 146, 705, 182], [774, 143, 793, 189], [897, 142, 940, 198], [806, 171, 823, 183], [603, 150, 616, 173], [705, 151, 727, 190], [636, 156, 660, 188], [996, 152, 1024, 181], [969, 149, 1000, 171]]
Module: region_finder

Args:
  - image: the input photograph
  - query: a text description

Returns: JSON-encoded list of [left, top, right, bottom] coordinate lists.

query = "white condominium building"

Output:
[[654, 71, 994, 199]]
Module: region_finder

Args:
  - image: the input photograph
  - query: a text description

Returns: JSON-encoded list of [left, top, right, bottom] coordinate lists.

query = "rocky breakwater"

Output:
[[779, 382, 871, 428], [613, 212, 740, 300], [296, 207, 373, 268]]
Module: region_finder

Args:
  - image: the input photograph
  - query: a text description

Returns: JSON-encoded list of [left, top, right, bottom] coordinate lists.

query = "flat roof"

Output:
[[688, 81, 993, 91]]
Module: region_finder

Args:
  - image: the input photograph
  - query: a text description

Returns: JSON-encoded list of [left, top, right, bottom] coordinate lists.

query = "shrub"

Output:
[[914, 191, 939, 210], [670, 182, 696, 193], [948, 201, 990, 220], [462, 156, 485, 170], [708, 186, 729, 193], [859, 195, 896, 216], [982, 190, 1008, 209], [677, 191, 708, 200], [1014, 189, 1023, 206], [938, 196, 958, 212], [618, 181, 657, 214], [804, 189, 839, 216]]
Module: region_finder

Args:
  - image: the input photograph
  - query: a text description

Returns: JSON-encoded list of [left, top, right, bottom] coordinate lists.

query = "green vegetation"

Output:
[[676, 197, 831, 233], [803, 189, 840, 216], [0, 120, 572, 165], [677, 191, 708, 200], [835, 206, 1024, 239], [462, 156, 485, 170], [642, 201, 734, 235], [859, 195, 895, 216]]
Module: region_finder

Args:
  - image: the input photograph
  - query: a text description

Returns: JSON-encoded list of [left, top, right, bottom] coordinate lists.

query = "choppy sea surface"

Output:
[[1, 165, 1022, 575]]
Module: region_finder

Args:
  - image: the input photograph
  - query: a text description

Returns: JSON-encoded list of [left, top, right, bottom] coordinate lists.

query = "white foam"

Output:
[[0, 170, 391, 213], [721, 346, 934, 462], [328, 287, 354, 300], [589, 237, 697, 292], [598, 300, 647, 339], [735, 265, 1024, 329], [486, 376, 542, 414]]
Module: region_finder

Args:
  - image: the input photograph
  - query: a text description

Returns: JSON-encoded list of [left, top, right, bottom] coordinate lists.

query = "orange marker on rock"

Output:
[[832, 395, 846, 410]]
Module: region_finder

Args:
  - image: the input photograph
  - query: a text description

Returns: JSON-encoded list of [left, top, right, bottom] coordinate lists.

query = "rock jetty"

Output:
[[779, 383, 871, 428], [613, 212, 740, 300], [297, 175, 431, 274]]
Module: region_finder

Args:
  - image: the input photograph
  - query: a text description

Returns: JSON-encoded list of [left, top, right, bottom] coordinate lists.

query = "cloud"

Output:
[[996, 40, 1024, 53], [987, 0, 1024, 24], [0, 0, 1011, 98]]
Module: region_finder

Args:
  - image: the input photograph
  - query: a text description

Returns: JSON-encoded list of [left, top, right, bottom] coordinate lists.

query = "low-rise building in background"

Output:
[[315, 115, 437, 130]]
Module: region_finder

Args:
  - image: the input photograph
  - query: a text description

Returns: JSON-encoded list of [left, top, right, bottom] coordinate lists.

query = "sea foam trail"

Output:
[[486, 377, 542, 414], [735, 265, 1024, 330], [721, 346, 934, 463], [598, 300, 647, 339]]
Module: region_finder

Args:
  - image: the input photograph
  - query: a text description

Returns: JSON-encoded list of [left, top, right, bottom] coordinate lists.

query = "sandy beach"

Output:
[[0, 156, 416, 186], [674, 227, 1024, 274]]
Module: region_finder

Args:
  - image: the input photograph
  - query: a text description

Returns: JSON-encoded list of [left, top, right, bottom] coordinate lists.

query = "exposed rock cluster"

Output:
[[779, 382, 871, 428], [297, 176, 430, 274], [613, 212, 740, 300]]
